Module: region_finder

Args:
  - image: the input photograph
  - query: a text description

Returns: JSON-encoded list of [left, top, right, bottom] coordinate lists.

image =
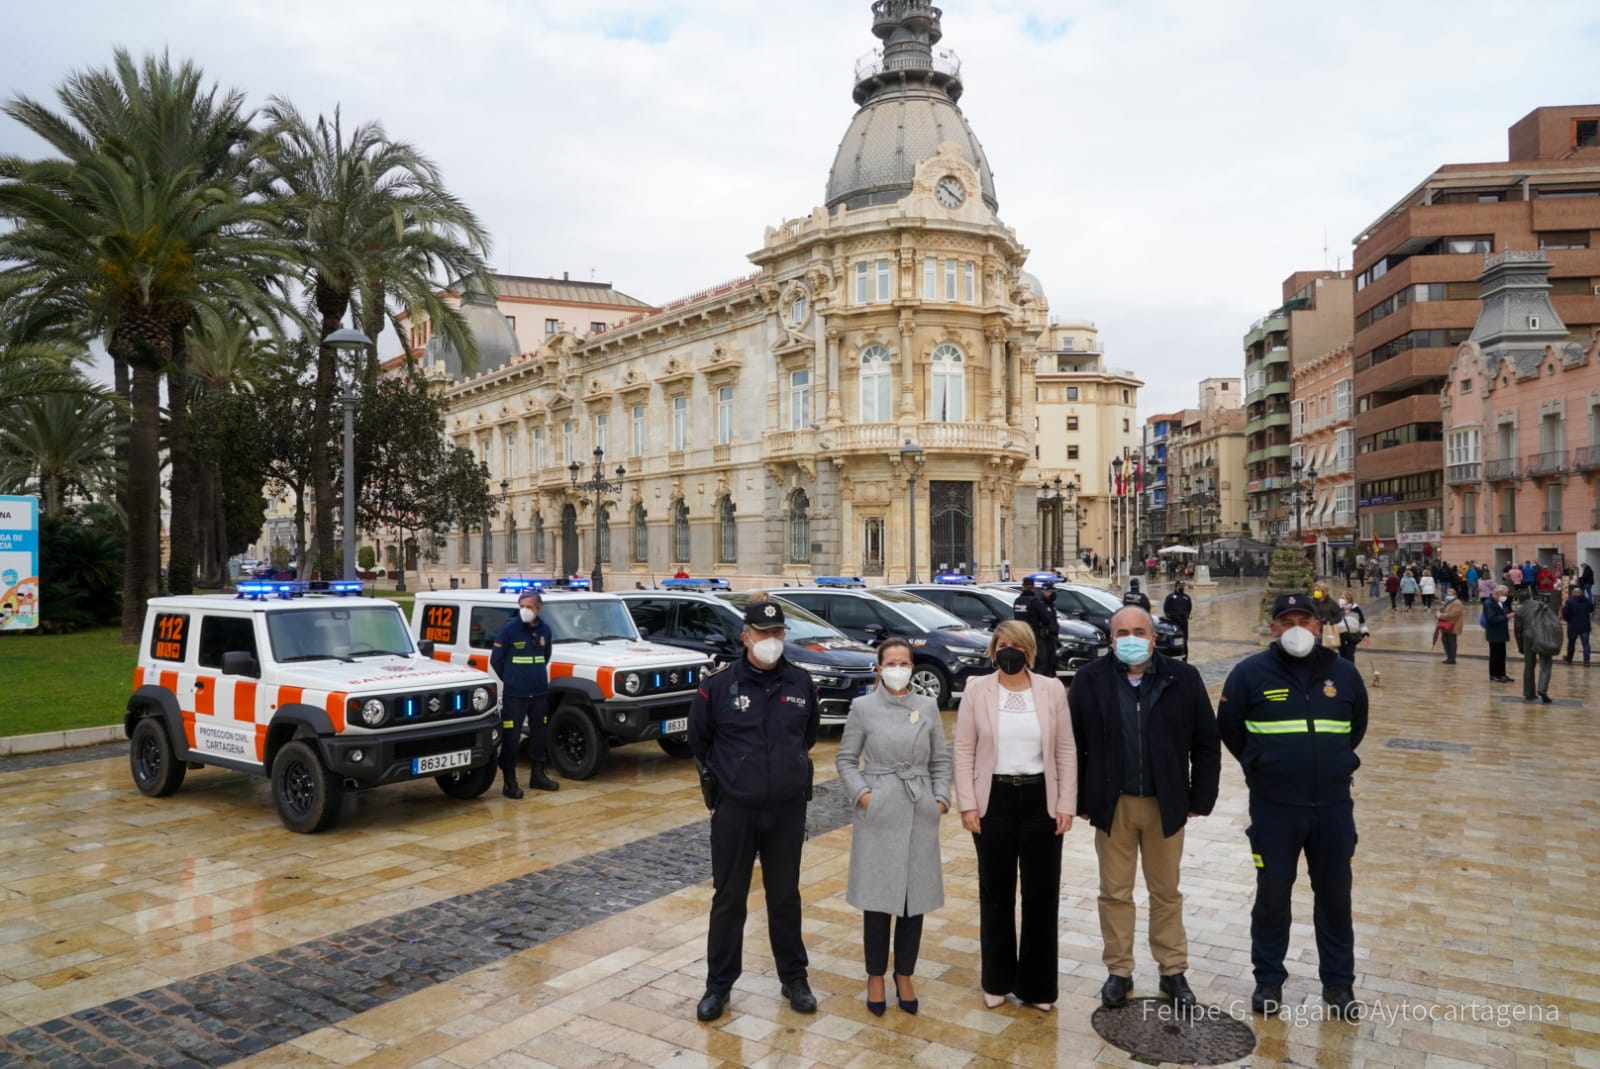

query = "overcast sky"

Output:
[[7, 0, 1600, 416]]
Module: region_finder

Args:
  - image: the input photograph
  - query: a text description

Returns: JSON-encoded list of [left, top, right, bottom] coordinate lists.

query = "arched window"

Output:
[[789, 490, 811, 564], [859, 345, 892, 422], [930, 343, 965, 421], [632, 503, 649, 563], [673, 499, 691, 563], [718, 497, 738, 564], [597, 505, 611, 563], [507, 515, 519, 563], [532, 513, 545, 564]]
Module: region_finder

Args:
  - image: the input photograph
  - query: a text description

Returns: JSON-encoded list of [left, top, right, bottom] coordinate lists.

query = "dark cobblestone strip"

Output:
[[0, 781, 856, 1069]]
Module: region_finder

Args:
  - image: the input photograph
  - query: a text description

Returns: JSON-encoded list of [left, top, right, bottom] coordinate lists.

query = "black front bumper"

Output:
[[319, 712, 500, 787], [817, 674, 877, 724], [591, 692, 697, 744]]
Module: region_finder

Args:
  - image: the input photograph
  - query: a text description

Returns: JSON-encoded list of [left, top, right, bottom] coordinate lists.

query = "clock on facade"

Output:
[[935, 175, 966, 208]]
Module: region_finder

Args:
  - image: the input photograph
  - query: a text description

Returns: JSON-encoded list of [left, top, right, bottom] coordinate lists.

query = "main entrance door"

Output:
[[929, 480, 974, 575], [561, 504, 579, 576]]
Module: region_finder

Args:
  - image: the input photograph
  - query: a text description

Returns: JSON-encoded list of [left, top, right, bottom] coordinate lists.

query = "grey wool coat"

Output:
[[835, 684, 953, 917]]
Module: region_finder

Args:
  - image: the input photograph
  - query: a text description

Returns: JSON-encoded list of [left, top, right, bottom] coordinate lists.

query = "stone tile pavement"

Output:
[[0, 579, 1595, 1067]]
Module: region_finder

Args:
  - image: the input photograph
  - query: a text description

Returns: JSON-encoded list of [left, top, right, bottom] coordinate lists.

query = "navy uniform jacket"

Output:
[[1217, 643, 1367, 807], [489, 615, 555, 698], [688, 655, 820, 808]]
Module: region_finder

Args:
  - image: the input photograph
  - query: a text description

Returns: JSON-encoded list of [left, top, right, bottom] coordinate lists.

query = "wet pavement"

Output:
[[1, 578, 1596, 1068]]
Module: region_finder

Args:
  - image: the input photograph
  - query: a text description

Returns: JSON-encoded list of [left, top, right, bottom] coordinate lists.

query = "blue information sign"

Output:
[[0, 495, 40, 631]]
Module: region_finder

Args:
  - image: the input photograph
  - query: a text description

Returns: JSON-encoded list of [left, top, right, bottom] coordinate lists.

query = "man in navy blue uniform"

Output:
[[489, 589, 558, 798], [1219, 593, 1368, 1019], [688, 599, 821, 1022]]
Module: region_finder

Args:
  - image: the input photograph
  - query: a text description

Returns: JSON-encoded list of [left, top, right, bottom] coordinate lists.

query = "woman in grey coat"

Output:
[[835, 637, 952, 1016]]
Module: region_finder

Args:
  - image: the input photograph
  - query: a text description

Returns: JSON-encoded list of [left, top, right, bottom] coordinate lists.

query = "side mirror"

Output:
[[980, 614, 998, 630], [704, 631, 729, 648], [636, 628, 650, 640], [865, 623, 887, 643], [417, 639, 435, 659], [221, 650, 259, 678]]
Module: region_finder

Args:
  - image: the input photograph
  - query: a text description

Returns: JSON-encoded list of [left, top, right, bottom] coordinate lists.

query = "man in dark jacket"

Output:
[[1012, 576, 1057, 675], [1483, 588, 1514, 683], [1515, 596, 1559, 702], [1561, 589, 1592, 665], [1071, 607, 1219, 1012], [1122, 578, 1151, 612], [489, 589, 558, 798], [687, 599, 821, 1022], [1162, 581, 1193, 660], [1219, 593, 1368, 1019]]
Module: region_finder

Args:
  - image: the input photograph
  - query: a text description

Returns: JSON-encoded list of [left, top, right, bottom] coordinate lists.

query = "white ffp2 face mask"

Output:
[[880, 666, 913, 692], [751, 636, 785, 667], [519, 607, 537, 624], [1278, 625, 1317, 658]]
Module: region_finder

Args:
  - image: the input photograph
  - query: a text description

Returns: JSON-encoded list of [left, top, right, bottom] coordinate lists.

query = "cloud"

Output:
[[6, 0, 1600, 414]]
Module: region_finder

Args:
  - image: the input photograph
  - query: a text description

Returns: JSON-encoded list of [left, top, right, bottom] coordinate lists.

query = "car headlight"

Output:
[[359, 698, 387, 727], [621, 672, 642, 695], [472, 686, 492, 711]]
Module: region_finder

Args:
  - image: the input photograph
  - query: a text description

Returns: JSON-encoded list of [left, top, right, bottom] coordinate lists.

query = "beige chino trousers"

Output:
[[1094, 794, 1188, 977]]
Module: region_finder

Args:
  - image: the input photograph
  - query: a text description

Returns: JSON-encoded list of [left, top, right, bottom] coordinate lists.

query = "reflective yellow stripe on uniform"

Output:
[[511, 656, 535, 664], [1313, 719, 1352, 733], [1252, 852, 1264, 869], [1244, 720, 1307, 734]]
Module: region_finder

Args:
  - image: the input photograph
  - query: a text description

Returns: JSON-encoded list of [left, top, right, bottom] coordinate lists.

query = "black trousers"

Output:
[[500, 694, 548, 775], [706, 801, 808, 994], [1338, 634, 1360, 664], [973, 779, 1062, 1003], [1246, 798, 1357, 988], [863, 911, 924, 977], [1172, 618, 1190, 660], [1488, 642, 1507, 679]]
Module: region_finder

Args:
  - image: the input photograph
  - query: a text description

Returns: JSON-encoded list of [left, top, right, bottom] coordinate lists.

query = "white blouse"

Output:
[[993, 685, 1045, 776]]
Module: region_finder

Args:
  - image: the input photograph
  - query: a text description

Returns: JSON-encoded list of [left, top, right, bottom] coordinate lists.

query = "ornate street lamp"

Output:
[[1290, 461, 1318, 544], [324, 327, 373, 582], [1111, 455, 1124, 577], [570, 447, 625, 591], [900, 443, 925, 582]]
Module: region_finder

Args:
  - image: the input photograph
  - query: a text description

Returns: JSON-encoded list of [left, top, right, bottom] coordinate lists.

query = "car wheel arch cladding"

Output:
[[262, 706, 336, 769], [126, 686, 187, 754], [549, 677, 605, 706]]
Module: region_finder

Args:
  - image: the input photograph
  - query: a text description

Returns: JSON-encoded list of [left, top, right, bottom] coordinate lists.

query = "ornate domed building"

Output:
[[430, 1, 1046, 585]]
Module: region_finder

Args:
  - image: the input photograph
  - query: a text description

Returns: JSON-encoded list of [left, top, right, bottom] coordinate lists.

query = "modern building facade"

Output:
[[417, 2, 1053, 587], [1168, 382, 1247, 548], [1243, 271, 1352, 542], [1352, 105, 1600, 557], [1441, 251, 1600, 576], [1140, 411, 1190, 550], [1291, 342, 1357, 572]]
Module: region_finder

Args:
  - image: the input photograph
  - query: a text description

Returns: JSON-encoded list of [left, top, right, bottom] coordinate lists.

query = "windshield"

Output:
[[720, 593, 845, 642], [540, 598, 640, 643], [870, 589, 970, 632], [267, 605, 414, 661]]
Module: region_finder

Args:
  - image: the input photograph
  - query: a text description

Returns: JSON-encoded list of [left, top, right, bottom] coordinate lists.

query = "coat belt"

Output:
[[862, 762, 927, 802]]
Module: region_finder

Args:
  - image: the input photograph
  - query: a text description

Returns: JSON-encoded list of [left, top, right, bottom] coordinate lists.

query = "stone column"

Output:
[[987, 325, 1006, 421], [825, 325, 843, 423], [898, 311, 918, 420]]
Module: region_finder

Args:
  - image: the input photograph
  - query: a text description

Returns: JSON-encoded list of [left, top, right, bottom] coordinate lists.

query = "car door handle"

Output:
[[195, 679, 206, 689]]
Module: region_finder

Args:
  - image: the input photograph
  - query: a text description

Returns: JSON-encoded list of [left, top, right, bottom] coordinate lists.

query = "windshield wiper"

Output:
[[348, 648, 411, 658], [586, 634, 636, 644], [278, 653, 354, 663]]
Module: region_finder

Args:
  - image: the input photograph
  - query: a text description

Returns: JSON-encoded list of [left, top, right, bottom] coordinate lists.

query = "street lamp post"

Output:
[[1290, 461, 1318, 547], [479, 478, 508, 589], [1111, 456, 1124, 578], [900, 443, 924, 582], [324, 328, 373, 582], [570, 447, 625, 592]]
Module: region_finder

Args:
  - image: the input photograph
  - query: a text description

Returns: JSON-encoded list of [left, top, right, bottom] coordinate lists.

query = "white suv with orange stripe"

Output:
[[411, 587, 713, 780], [126, 583, 501, 832]]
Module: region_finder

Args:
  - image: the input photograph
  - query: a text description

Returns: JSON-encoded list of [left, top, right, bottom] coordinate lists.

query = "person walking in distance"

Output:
[[1483, 587, 1514, 684], [953, 620, 1076, 1012], [688, 600, 822, 1022], [1163, 581, 1193, 662], [1418, 572, 1436, 610], [1070, 607, 1220, 1013], [836, 638, 951, 1017], [1219, 594, 1368, 1019], [1515, 595, 1561, 704], [1334, 596, 1369, 663], [489, 590, 558, 798], [1384, 572, 1400, 610], [1398, 571, 1418, 612], [1561, 588, 1592, 666], [1436, 588, 1465, 665], [1580, 562, 1595, 598]]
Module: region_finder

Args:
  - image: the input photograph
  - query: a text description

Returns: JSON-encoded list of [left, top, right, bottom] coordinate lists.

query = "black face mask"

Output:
[[995, 647, 1028, 675]]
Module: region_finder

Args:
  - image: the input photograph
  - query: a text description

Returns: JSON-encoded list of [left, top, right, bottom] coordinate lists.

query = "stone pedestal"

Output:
[[1191, 564, 1216, 586]]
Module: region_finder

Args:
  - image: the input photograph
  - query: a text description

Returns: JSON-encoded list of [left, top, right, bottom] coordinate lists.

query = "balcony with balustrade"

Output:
[[1445, 462, 1481, 485], [1498, 513, 1518, 533], [1542, 510, 1564, 532], [1576, 445, 1600, 472], [1484, 457, 1520, 482], [1526, 450, 1569, 479]]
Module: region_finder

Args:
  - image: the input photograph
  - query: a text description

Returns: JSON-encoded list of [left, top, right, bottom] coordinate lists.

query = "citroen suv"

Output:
[[889, 581, 1108, 678]]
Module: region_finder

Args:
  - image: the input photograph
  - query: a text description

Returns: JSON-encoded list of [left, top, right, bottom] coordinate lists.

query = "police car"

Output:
[[410, 580, 714, 779], [126, 581, 502, 833], [889, 577, 1108, 678]]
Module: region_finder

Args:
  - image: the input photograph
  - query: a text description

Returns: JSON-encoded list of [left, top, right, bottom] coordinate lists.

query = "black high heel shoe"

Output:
[[866, 975, 886, 1017], [895, 974, 919, 1015]]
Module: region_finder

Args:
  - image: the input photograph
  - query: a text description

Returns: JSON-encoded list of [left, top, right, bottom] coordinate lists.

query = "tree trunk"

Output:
[[311, 280, 350, 582], [121, 358, 164, 643], [212, 464, 230, 584], [196, 462, 219, 585], [166, 345, 196, 595], [293, 480, 308, 579]]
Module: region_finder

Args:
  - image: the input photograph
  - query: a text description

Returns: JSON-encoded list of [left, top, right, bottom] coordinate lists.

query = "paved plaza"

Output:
[[1, 580, 1596, 1068]]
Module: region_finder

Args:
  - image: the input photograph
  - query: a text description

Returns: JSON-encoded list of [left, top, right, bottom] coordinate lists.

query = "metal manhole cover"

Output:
[[1091, 997, 1256, 1065]]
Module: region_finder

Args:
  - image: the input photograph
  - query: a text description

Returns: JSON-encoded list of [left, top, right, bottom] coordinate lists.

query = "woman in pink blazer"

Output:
[[954, 618, 1077, 1011]]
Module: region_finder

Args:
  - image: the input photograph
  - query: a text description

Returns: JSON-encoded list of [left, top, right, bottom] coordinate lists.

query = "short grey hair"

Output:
[[1109, 606, 1154, 633], [517, 590, 543, 607]]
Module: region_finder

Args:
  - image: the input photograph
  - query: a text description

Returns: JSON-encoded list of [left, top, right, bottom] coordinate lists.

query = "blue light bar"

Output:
[[565, 576, 591, 591], [498, 577, 555, 593], [934, 573, 976, 585], [1025, 572, 1061, 585], [814, 576, 866, 588], [326, 580, 365, 595], [661, 577, 731, 590], [236, 582, 277, 599]]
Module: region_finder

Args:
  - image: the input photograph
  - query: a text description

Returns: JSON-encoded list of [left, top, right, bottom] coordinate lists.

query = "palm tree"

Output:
[[186, 310, 269, 584], [0, 51, 292, 638], [263, 102, 492, 580], [0, 391, 122, 514]]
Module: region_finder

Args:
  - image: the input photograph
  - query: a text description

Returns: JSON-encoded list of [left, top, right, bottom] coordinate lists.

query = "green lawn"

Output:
[[0, 628, 138, 736]]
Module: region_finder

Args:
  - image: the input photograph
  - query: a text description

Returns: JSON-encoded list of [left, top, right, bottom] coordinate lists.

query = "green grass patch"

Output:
[[0, 628, 138, 736]]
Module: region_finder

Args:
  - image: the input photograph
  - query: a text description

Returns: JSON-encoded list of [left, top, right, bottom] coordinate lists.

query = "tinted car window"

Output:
[[720, 593, 843, 642], [625, 598, 675, 638], [469, 606, 515, 649], [830, 596, 884, 632], [678, 601, 736, 643], [198, 615, 256, 668], [779, 592, 829, 616]]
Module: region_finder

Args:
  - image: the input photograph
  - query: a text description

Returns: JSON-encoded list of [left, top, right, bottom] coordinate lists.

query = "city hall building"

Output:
[[421, 2, 1056, 587]]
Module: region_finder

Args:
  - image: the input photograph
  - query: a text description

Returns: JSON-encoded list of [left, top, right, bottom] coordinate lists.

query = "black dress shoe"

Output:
[[1251, 982, 1283, 1014], [1159, 973, 1197, 1009], [1323, 985, 1360, 1019], [529, 765, 560, 791], [695, 990, 728, 1021], [1540, 693, 1553, 703], [1100, 973, 1132, 1008], [780, 977, 817, 1013], [501, 779, 524, 799]]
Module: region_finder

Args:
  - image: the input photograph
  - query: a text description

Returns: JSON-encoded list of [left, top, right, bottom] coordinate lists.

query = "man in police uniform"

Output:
[[1218, 593, 1368, 1018], [688, 599, 821, 1022], [1123, 578, 1151, 612], [1162, 581, 1193, 661], [1012, 576, 1057, 675], [489, 590, 559, 798]]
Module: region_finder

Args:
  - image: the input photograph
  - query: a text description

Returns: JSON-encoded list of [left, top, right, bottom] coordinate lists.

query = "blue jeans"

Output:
[[1566, 631, 1592, 663]]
